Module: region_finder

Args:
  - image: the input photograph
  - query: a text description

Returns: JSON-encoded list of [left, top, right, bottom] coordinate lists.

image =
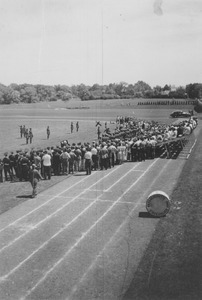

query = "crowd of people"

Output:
[[0, 115, 198, 196]]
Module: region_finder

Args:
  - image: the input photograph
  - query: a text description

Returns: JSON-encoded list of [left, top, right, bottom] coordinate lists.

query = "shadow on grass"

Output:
[[16, 195, 33, 199]]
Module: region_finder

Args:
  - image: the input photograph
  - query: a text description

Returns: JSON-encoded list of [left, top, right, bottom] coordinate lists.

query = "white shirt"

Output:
[[42, 153, 51, 166], [91, 147, 98, 155], [85, 151, 92, 160]]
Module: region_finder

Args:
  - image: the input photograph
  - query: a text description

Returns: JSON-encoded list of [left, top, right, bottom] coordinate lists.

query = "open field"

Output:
[[0, 99, 201, 300], [0, 98, 194, 157]]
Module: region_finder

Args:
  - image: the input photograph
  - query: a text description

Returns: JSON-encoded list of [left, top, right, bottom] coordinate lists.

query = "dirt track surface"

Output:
[[0, 154, 187, 300]]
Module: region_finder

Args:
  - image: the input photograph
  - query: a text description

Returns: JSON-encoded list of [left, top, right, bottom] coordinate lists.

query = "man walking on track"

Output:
[[29, 164, 43, 198]]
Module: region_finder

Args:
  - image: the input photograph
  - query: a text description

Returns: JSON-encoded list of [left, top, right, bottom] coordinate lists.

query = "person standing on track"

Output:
[[29, 164, 43, 198]]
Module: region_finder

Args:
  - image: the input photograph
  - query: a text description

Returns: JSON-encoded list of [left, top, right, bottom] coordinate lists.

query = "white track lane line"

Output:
[[0, 166, 122, 255], [104, 162, 141, 192], [0, 163, 141, 280], [20, 159, 159, 300], [0, 172, 97, 234], [68, 159, 171, 298]]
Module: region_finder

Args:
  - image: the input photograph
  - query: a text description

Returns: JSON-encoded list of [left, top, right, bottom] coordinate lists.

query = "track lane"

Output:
[[18, 159, 158, 300], [68, 159, 186, 300], [0, 166, 123, 252], [0, 157, 186, 300], [0, 163, 143, 281]]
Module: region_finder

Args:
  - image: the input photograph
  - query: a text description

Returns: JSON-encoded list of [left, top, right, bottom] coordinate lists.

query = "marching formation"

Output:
[[0, 116, 197, 197]]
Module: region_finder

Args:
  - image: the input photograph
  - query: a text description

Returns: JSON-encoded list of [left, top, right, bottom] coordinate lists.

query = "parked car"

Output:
[[170, 110, 183, 118], [170, 110, 191, 118], [181, 112, 191, 118]]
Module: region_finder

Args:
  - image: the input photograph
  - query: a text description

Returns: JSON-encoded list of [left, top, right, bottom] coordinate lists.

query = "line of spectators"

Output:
[[0, 116, 198, 183]]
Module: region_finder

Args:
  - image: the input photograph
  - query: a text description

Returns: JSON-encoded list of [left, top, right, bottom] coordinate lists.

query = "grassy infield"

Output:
[[0, 108, 201, 299]]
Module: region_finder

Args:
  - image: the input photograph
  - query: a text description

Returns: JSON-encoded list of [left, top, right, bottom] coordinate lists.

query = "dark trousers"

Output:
[[21, 165, 29, 181], [69, 161, 74, 174], [109, 153, 115, 167], [100, 158, 108, 170], [85, 159, 92, 175], [44, 166, 51, 179], [4, 166, 12, 181], [0, 169, 4, 182], [31, 178, 38, 197], [92, 155, 98, 170], [61, 160, 68, 174]]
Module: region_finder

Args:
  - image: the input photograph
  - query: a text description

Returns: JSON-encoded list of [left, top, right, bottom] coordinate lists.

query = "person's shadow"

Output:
[[16, 195, 33, 199]]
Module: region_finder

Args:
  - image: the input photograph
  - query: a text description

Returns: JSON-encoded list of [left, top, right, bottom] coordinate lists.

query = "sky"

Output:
[[0, 0, 202, 87]]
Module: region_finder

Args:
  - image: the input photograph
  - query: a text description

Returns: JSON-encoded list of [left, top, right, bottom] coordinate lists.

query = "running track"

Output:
[[0, 157, 187, 300]]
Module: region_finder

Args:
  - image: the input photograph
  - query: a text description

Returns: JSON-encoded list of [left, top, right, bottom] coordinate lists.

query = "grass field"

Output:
[[0, 98, 193, 157]]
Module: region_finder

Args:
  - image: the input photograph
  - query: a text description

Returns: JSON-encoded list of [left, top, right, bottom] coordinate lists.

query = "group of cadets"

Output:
[[0, 116, 198, 183], [70, 121, 79, 134], [19, 125, 34, 144], [19, 121, 79, 144]]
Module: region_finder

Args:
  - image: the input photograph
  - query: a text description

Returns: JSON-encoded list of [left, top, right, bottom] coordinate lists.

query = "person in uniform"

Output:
[[100, 143, 108, 170], [3, 153, 13, 182], [76, 121, 79, 132], [68, 148, 76, 174], [29, 128, 33, 144], [25, 129, 29, 144], [71, 122, 74, 134], [34, 152, 42, 174], [9, 151, 16, 179], [74, 146, 82, 172], [97, 125, 101, 140], [22, 125, 26, 137], [29, 164, 43, 198], [20, 154, 30, 181], [47, 126, 50, 139], [108, 142, 117, 168], [134, 137, 142, 161], [60, 148, 70, 175], [20, 125, 23, 138], [0, 159, 4, 182]]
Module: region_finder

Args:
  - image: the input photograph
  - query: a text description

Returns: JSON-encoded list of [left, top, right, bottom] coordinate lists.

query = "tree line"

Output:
[[0, 81, 201, 104]]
